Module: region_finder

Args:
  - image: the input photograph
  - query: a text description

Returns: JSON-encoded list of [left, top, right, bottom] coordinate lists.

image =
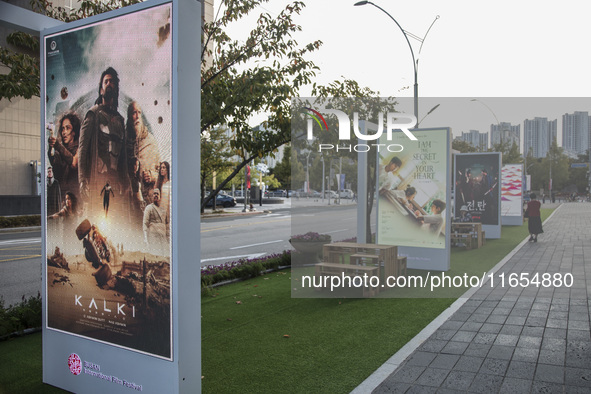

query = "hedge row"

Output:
[[0, 215, 41, 229], [0, 293, 42, 339], [201, 250, 291, 289]]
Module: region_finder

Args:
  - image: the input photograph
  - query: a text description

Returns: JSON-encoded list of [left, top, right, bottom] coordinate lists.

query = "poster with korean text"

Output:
[[454, 153, 501, 226]]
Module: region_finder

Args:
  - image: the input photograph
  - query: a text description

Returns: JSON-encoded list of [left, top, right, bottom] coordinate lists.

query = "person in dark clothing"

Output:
[[525, 193, 543, 242], [46, 167, 62, 216], [100, 181, 115, 217]]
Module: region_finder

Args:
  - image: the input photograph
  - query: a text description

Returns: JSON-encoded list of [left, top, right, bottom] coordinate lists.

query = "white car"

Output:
[[339, 189, 354, 198], [324, 190, 338, 198]]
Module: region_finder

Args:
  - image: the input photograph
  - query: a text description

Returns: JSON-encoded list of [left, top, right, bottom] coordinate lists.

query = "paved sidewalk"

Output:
[[367, 202, 591, 393]]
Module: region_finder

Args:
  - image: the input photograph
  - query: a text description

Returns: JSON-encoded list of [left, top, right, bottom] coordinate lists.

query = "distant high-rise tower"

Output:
[[562, 111, 590, 156], [491, 122, 520, 150], [460, 130, 489, 151], [524, 118, 557, 158]]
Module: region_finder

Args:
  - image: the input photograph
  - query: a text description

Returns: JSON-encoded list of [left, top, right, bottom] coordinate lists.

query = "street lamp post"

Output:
[[321, 154, 325, 203], [305, 151, 311, 196], [417, 103, 440, 127], [354, 1, 438, 127]]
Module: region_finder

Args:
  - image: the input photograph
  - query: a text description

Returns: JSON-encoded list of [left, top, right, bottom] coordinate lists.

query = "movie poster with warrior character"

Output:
[[454, 153, 501, 226], [44, 3, 173, 359]]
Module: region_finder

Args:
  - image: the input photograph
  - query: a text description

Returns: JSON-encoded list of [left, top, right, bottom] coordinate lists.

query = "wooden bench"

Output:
[[451, 232, 474, 249], [350, 253, 380, 266], [315, 262, 379, 297], [451, 222, 486, 249], [396, 256, 407, 277]]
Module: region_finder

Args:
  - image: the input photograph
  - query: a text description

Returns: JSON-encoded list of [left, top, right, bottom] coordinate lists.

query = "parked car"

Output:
[[324, 190, 338, 198], [339, 189, 354, 199], [204, 194, 237, 208]]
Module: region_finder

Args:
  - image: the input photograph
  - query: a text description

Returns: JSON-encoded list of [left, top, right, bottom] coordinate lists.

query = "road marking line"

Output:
[[0, 254, 42, 263], [201, 253, 266, 263], [0, 238, 41, 246], [201, 217, 290, 233], [229, 240, 284, 250], [325, 229, 349, 234]]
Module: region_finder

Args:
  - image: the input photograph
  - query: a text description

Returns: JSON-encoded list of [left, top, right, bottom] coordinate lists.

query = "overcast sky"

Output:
[[223, 0, 591, 147]]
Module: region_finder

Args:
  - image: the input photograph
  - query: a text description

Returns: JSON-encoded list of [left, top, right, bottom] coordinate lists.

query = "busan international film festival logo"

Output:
[[303, 106, 418, 153], [68, 353, 82, 376]]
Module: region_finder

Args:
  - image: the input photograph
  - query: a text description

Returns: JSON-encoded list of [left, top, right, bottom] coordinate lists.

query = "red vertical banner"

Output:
[[246, 165, 251, 189]]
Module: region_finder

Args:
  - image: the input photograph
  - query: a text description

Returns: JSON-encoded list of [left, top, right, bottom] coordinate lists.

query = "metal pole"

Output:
[[321, 155, 325, 203], [357, 121, 368, 243], [339, 157, 342, 205], [305, 151, 310, 196]]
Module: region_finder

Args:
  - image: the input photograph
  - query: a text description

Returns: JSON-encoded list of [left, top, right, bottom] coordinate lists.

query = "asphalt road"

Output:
[[200, 203, 369, 267], [0, 228, 42, 307], [200, 210, 292, 265]]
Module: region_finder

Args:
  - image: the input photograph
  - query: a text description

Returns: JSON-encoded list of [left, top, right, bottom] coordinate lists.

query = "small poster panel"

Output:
[[377, 128, 450, 252], [501, 164, 524, 225], [454, 153, 501, 238]]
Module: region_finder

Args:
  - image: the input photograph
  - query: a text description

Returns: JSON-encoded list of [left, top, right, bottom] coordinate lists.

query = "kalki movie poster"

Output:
[[454, 153, 501, 226], [44, 4, 173, 359]]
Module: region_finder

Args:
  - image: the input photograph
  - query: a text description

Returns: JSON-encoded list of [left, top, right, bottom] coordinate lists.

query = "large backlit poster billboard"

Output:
[[44, 3, 172, 359], [454, 152, 502, 238], [377, 129, 450, 250], [501, 164, 524, 225]]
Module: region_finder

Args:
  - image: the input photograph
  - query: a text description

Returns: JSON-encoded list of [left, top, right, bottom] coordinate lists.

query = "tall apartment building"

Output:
[[562, 111, 590, 156], [491, 122, 520, 150], [524, 117, 557, 158], [460, 130, 489, 151]]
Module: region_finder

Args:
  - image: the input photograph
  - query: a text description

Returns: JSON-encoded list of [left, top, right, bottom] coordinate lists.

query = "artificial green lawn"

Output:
[[0, 209, 553, 393], [0, 333, 64, 394]]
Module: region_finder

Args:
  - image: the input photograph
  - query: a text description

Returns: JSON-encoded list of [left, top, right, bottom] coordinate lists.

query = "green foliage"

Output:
[[201, 127, 237, 207], [0, 215, 41, 228], [31, 0, 143, 22], [261, 173, 281, 189], [452, 139, 477, 153], [271, 145, 291, 188], [568, 151, 589, 193], [200, 0, 324, 207], [201, 251, 291, 290], [0, 294, 42, 339], [0, 1, 144, 101], [527, 141, 570, 192], [201, 2, 386, 208], [0, 32, 40, 100], [489, 140, 522, 165]]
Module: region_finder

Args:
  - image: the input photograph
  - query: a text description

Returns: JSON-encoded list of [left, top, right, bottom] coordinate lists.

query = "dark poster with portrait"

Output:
[[454, 153, 501, 226], [44, 3, 173, 359]]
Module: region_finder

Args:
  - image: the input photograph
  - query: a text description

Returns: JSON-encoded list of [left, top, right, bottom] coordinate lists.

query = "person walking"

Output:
[[525, 192, 543, 242]]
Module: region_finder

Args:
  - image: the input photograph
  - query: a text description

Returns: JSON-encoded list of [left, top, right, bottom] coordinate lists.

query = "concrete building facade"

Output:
[[524, 117, 557, 158], [491, 122, 520, 150], [562, 111, 590, 156]]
